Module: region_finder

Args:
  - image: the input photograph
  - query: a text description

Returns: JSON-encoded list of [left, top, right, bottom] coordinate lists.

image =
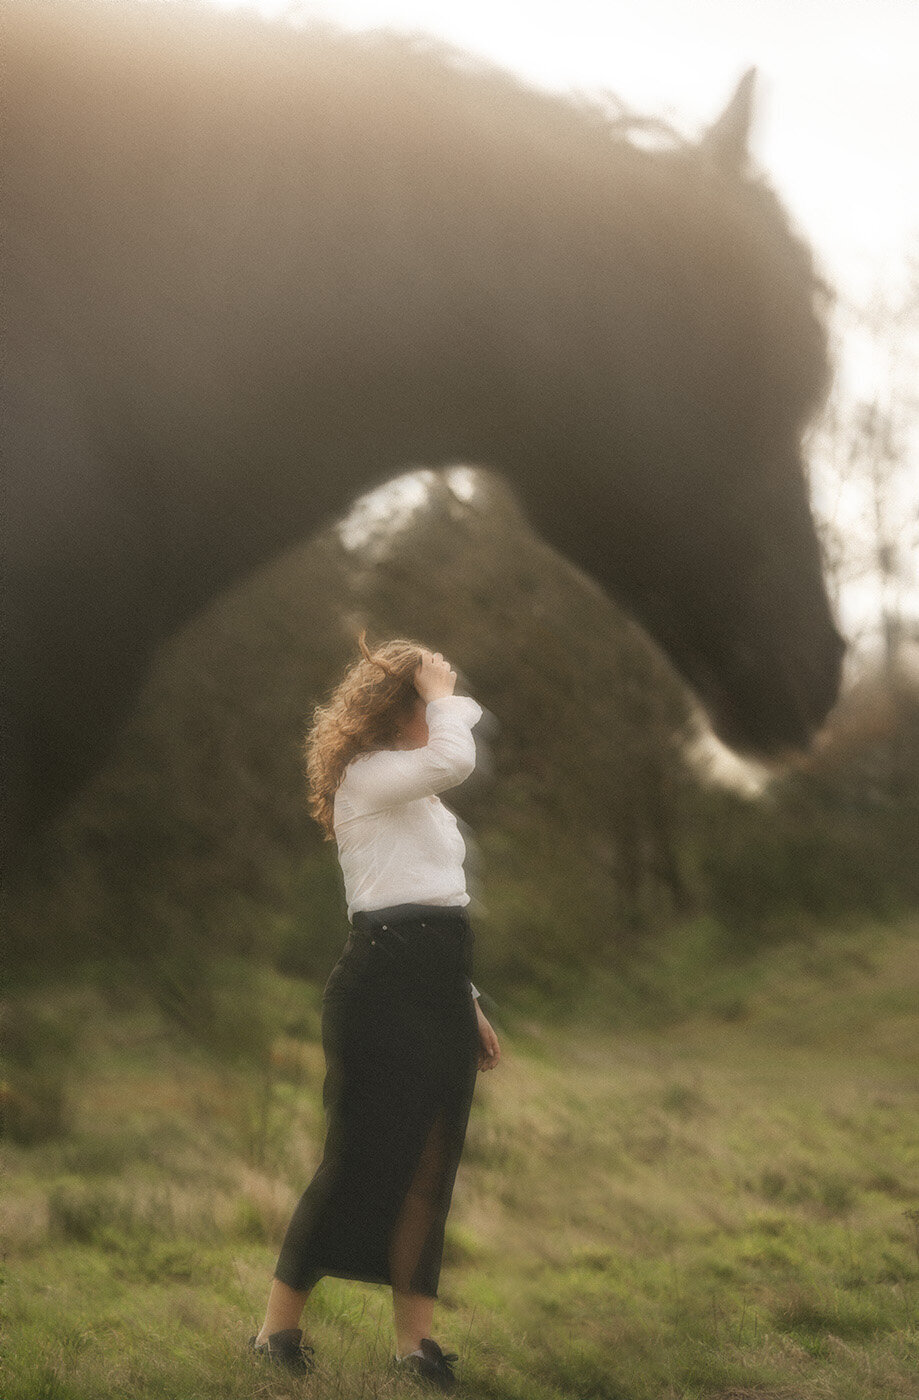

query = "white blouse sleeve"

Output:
[[342, 694, 483, 816]]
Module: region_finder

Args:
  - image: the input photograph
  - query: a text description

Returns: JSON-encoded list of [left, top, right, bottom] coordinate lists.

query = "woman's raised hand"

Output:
[[414, 650, 457, 703]]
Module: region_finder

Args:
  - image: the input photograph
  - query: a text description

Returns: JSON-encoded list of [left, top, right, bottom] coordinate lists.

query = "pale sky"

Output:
[[204, 0, 919, 666]]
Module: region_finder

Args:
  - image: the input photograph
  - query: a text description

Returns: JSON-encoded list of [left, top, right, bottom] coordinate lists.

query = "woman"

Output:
[[249, 632, 501, 1391]]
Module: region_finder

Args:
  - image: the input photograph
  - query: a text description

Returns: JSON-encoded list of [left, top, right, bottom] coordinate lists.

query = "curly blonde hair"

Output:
[[304, 629, 428, 841]]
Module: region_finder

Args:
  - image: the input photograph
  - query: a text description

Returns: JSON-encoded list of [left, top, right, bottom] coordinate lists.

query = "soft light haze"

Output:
[[206, 0, 918, 300]]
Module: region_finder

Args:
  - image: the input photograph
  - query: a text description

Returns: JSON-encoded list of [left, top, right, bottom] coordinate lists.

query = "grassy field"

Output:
[[2, 915, 918, 1399]]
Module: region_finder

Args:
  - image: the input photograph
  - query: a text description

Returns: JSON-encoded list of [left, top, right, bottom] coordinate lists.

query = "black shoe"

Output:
[[248, 1326, 316, 1376], [394, 1337, 459, 1392]]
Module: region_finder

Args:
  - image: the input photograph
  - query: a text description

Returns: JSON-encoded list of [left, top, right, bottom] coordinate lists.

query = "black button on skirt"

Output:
[[273, 903, 480, 1299]]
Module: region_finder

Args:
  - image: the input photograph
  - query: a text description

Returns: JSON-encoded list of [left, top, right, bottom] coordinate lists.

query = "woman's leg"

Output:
[[255, 1277, 314, 1344], [389, 1111, 448, 1354], [392, 1290, 435, 1357]]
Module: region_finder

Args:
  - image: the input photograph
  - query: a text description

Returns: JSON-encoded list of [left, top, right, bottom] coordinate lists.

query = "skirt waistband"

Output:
[[344, 903, 474, 986], [350, 902, 470, 933]]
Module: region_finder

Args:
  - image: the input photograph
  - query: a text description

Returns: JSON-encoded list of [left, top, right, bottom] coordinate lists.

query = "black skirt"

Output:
[[273, 903, 480, 1299]]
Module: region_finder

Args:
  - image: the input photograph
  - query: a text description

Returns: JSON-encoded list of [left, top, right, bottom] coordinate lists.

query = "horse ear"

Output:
[[700, 66, 756, 172]]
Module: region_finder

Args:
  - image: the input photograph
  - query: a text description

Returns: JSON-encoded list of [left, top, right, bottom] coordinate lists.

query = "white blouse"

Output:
[[333, 694, 484, 999]]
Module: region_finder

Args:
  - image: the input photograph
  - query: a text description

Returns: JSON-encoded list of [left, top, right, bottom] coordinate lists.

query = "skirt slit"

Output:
[[389, 1106, 452, 1296]]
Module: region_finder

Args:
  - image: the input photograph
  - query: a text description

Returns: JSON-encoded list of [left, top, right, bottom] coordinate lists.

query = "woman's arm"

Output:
[[343, 695, 483, 816]]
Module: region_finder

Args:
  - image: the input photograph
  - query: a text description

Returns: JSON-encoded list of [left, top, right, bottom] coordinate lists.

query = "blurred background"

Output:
[[3, 2, 917, 1397]]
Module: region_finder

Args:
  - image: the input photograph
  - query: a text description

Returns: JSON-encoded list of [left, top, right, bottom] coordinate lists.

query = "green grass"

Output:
[[2, 917, 918, 1398]]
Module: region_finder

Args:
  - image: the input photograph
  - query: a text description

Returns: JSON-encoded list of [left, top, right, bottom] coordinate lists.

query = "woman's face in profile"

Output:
[[395, 692, 429, 750]]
